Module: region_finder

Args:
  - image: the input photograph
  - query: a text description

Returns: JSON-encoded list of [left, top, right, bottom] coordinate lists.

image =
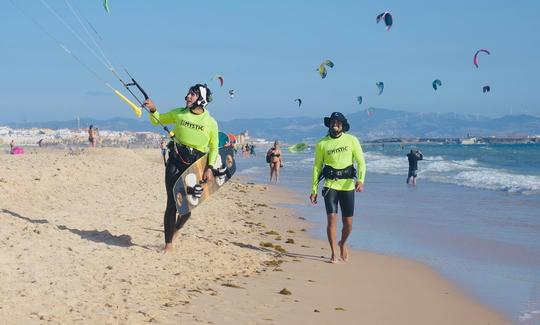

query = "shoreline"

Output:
[[0, 148, 514, 324], [180, 180, 514, 324]]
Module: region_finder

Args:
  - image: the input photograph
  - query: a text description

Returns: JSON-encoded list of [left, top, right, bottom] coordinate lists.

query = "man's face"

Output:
[[330, 119, 343, 133], [185, 90, 199, 108]]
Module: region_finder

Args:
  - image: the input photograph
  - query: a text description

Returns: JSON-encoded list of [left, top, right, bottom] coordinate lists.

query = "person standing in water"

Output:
[[406, 149, 423, 186], [266, 140, 283, 182], [144, 83, 218, 253], [310, 112, 366, 264]]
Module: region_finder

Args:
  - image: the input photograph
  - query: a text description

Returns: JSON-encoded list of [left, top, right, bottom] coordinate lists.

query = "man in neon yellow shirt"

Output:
[[310, 112, 366, 263], [144, 84, 219, 252]]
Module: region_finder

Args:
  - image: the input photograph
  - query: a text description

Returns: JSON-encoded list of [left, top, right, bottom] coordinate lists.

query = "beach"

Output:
[[0, 147, 515, 324]]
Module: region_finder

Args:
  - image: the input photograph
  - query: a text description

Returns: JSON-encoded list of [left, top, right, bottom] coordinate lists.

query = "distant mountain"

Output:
[[4, 108, 539, 142]]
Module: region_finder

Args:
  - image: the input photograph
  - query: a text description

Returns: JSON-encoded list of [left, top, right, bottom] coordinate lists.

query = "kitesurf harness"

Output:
[[317, 165, 357, 183]]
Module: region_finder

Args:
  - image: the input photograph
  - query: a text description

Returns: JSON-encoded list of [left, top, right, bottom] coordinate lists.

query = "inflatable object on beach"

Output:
[[317, 60, 334, 79], [288, 143, 307, 153], [218, 132, 230, 147], [10, 147, 25, 155], [376, 81, 384, 95], [432, 79, 442, 91], [294, 98, 302, 107], [376, 12, 393, 30], [482, 85, 491, 93], [473, 49, 490, 68]]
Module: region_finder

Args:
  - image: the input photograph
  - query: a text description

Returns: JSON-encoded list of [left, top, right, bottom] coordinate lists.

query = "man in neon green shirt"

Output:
[[145, 84, 219, 252], [310, 112, 366, 263]]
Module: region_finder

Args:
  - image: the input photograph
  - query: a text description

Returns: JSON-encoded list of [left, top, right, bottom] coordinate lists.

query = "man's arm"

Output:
[[311, 142, 324, 195]]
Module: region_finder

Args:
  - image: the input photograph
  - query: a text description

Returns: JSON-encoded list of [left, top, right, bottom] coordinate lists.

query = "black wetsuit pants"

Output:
[[164, 143, 204, 244]]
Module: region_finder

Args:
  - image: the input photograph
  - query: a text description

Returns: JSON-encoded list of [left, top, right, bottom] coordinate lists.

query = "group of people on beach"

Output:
[[114, 81, 424, 264]]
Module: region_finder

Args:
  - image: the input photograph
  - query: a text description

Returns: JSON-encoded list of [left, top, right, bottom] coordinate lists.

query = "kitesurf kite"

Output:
[[213, 75, 224, 87], [228, 89, 235, 98], [482, 85, 491, 93], [317, 59, 334, 79], [376, 81, 384, 95], [473, 49, 490, 68], [294, 98, 302, 107], [289, 143, 307, 153], [432, 79, 442, 91], [357, 96, 363, 105], [103, 0, 110, 13], [376, 12, 393, 30]]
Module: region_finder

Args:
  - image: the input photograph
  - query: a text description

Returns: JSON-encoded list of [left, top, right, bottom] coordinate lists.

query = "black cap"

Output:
[[324, 112, 350, 132]]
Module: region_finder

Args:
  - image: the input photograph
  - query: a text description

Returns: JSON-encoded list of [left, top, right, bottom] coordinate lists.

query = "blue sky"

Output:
[[1, 0, 539, 123]]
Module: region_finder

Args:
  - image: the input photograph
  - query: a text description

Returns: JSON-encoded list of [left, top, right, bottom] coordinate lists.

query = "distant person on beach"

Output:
[[266, 140, 283, 182], [250, 143, 256, 156], [88, 125, 97, 148], [9, 140, 24, 155], [406, 149, 423, 185], [144, 83, 218, 253], [160, 138, 168, 166], [310, 112, 366, 264]]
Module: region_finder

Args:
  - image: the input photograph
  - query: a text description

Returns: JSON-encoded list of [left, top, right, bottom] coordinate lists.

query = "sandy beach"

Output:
[[0, 148, 513, 324]]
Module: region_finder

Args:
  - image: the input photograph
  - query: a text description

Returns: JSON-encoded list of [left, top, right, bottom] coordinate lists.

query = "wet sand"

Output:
[[0, 148, 514, 324]]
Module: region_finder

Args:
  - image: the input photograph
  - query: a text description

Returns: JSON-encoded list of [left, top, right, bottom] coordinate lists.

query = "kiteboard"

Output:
[[172, 146, 236, 216]]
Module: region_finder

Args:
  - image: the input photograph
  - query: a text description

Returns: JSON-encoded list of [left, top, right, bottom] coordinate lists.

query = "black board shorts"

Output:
[[408, 169, 417, 177], [323, 187, 355, 217]]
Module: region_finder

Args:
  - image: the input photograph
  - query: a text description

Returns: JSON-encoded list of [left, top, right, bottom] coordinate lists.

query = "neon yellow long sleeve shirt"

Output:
[[311, 133, 366, 194], [149, 107, 219, 167]]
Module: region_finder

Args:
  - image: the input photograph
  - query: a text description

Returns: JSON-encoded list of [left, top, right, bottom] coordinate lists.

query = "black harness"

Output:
[[318, 165, 357, 183]]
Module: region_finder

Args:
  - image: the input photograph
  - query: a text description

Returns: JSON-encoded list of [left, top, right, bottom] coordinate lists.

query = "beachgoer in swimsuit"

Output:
[[266, 140, 283, 182], [88, 125, 97, 148]]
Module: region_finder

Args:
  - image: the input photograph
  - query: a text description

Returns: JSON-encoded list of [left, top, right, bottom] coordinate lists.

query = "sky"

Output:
[[1, 0, 539, 123]]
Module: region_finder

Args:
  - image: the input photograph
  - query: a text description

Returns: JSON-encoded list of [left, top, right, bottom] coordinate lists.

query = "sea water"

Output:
[[236, 143, 540, 324]]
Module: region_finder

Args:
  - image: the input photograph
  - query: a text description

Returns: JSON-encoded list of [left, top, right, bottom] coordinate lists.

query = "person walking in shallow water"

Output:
[[310, 112, 366, 264], [406, 149, 423, 186]]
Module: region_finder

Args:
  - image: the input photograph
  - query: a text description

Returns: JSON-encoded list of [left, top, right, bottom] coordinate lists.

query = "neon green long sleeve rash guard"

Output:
[[149, 107, 219, 167], [311, 133, 366, 194]]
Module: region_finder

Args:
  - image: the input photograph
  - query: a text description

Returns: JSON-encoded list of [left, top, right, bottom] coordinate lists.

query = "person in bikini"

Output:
[[266, 140, 283, 182]]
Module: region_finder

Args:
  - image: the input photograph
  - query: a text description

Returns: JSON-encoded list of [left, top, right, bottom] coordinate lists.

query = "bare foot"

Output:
[[338, 241, 348, 262], [163, 243, 173, 253], [328, 255, 338, 264], [172, 229, 180, 243]]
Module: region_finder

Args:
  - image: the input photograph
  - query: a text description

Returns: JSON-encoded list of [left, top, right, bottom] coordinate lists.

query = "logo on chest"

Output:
[[327, 146, 349, 155], [180, 120, 205, 131]]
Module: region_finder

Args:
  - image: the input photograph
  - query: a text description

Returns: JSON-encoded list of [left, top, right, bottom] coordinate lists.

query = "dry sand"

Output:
[[0, 148, 514, 324]]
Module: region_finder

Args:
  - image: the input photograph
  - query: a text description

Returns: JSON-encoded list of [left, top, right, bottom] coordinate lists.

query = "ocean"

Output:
[[236, 143, 540, 324]]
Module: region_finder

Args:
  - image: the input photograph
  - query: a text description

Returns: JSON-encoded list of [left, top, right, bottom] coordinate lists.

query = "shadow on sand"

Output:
[[2, 208, 150, 250], [231, 241, 328, 262]]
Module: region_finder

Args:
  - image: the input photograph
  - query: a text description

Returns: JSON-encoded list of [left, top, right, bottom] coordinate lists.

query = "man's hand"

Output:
[[309, 193, 318, 204], [144, 99, 156, 113], [203, 167, 214, 183], [355, 181, 364, 192]]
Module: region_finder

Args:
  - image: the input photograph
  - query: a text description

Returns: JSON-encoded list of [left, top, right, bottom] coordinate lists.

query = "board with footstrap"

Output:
[[172, 146, 236, 215]]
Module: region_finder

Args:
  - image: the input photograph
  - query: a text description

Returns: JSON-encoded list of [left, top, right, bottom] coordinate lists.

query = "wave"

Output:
[[364, 152, 540, 195]]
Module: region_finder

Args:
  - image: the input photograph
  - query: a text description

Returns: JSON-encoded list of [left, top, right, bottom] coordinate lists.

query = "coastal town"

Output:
[[2, 125, 538, 153]]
